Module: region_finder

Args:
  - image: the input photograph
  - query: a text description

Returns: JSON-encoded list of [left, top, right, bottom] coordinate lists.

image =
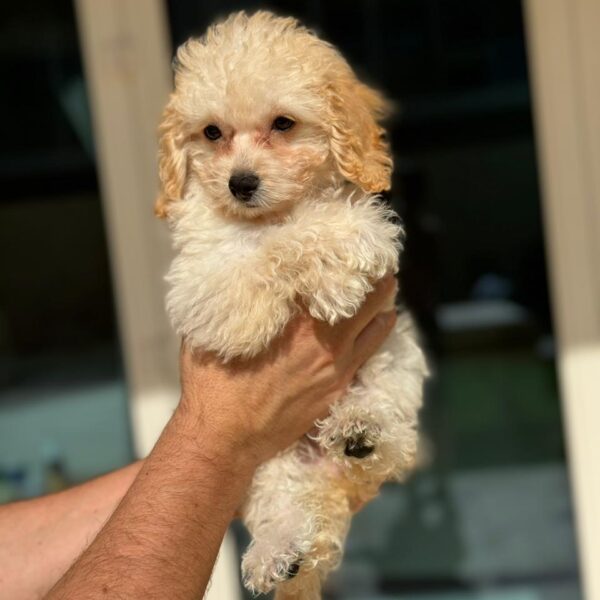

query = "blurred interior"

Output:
[[0, 1, 131, 490], [0, 1, 586, 599]]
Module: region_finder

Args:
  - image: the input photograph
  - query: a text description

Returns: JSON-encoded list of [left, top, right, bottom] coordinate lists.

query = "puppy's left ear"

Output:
[[326, 76, 393, 193], [155, 102, 188, 219]]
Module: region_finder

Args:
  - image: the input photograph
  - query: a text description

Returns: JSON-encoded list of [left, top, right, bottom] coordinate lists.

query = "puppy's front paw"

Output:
[[344, 433, 376, 458], [305, 276, 372, 326], [242, 542, 305, 594], [317, 411, 381, 464]]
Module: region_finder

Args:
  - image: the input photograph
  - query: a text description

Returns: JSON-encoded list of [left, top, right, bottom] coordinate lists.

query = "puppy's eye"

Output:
[[203, 125, 222, 141], [272, 116, 295, 131]]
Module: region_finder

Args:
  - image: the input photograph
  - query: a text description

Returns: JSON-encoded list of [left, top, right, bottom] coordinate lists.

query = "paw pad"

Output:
[[286, 561, 301, 579], [344, 435, 375, 458]]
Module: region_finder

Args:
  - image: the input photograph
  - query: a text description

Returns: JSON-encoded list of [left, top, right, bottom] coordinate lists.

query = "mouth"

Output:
[[232, 194, 263, 209], [219, 192, 268, 216], [241, 200, 260, 208]]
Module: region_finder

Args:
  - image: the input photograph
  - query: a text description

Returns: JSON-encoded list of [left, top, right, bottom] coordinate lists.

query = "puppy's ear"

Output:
[[326, 76, 393, 193], [155, 102, 187, 219]]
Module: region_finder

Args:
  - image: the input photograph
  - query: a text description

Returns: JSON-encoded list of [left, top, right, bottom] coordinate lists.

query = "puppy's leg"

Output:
[[316, 312, 427, 480], [271, 472, 381, 600], [274, 574, 322, 600], [241, 446, 320, 595], [270, 476, 354, 600], [242, 446, 352, 598]]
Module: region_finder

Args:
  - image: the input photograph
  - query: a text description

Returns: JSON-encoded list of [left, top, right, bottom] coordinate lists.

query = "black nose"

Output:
[[228, 171, 259, 201]]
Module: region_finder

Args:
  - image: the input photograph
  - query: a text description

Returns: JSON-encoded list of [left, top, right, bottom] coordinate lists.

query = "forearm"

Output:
[[25, 278, 394, 599], [46, 406, 255, 600], [0, 461, 143, 600]]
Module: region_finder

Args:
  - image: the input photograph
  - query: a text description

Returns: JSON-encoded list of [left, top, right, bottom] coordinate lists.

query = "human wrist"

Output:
[[171, 401, 258, 489]]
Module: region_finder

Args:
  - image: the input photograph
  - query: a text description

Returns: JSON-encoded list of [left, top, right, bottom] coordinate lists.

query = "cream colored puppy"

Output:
[[156, 11, 427, 600]]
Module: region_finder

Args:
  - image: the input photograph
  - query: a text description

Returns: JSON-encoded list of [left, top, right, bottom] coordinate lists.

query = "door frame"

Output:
[[73, 2, 241, 599], [525, 1, 600, 598]]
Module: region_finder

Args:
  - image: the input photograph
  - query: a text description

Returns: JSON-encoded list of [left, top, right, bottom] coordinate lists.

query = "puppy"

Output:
[[156, 11, 427, 600]]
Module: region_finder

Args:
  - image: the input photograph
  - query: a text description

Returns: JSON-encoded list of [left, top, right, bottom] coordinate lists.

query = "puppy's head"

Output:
[[156, 11, 393, 220]]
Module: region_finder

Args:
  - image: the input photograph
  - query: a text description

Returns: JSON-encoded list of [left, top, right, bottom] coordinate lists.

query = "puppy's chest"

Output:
[[207, 220, 383, 274], [173, 197, 400, 296], [167, 198, 400, 356]]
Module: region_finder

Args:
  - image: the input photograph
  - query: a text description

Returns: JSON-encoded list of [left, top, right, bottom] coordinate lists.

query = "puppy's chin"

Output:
[[208, 193, 294, 222]]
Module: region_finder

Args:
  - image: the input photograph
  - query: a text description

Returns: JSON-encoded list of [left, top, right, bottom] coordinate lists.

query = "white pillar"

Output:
[[525, 1, 600, 598], [74, 2, 242, 598]]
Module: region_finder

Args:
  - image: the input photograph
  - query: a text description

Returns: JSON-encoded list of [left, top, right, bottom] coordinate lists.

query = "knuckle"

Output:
[[313, 344, 338, 370], [315, 360, 344, 392]]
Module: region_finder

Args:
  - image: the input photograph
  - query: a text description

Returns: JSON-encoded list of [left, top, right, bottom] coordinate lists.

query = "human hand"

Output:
[[177, 274, 397, 476]]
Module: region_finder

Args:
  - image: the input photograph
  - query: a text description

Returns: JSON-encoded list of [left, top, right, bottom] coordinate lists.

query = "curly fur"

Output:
[[157, 11, 427, 599]]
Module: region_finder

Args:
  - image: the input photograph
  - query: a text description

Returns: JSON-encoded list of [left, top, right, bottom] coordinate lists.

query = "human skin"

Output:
[[0, 275, 396, 600], [0, 462, 143, 600]]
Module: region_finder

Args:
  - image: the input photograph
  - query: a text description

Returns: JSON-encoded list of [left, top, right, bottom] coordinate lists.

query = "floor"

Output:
[[0, 345, 583, 600], [324, 464, 581, 600], [361, 583, 581, 600]]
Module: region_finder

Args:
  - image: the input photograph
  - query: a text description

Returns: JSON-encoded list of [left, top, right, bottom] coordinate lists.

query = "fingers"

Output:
[[351, 309, 396, 371], [339, 274, 397, 342]]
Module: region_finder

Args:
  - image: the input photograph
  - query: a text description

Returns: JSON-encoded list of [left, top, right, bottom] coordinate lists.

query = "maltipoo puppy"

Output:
[[156, 11, 427, 600]]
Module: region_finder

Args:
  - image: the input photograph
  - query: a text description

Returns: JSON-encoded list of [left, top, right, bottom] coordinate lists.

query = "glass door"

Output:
[[0, 0, 132, 500], [73, 1, 598, 598], [165, 2, 582, 598]]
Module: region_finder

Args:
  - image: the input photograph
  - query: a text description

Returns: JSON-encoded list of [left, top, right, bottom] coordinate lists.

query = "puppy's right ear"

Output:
[[155, 102, 187, 219]]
